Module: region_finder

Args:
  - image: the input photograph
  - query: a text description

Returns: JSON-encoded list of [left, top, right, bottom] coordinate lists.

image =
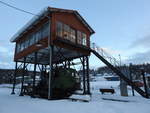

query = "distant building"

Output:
[[0, 69, 14, 84], [0, 69, 40, 84]]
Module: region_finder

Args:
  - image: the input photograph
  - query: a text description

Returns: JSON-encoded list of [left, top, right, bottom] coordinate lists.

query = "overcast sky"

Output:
[[0, 0, 150, 69]]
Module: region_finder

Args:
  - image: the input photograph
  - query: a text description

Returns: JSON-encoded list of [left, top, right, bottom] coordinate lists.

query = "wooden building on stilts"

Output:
[[10, 7, 95, 99]]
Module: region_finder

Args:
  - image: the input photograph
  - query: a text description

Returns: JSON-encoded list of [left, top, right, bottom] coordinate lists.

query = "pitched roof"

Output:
[[10, 7, 95, 42]]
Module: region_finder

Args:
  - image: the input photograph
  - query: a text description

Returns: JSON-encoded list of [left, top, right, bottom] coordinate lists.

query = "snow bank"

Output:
[[69, 94, 91, 101], [0, 88, 150, 113], [0, 78, 150, 113]]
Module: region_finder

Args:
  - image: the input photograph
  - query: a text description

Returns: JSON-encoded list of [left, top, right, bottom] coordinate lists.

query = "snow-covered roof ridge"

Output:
[[10, 6, 49, 42], [10, 6, 95, 42]]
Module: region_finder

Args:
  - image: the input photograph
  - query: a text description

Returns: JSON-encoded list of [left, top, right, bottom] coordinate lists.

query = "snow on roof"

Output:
[[10, 7, 95, 43], [10, 7, 49, 42]]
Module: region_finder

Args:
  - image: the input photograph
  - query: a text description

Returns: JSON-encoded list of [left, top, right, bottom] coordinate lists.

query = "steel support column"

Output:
[[31, 52, 37, 98], [48, 45, 53, 100], [68, 60, 71, 68], [19, 57, 26, 96], [41, 65, 44, 80], [64, 61, 67, 68], [86, 56, 90, 94], [82, 57, 86, 94], [11, 61, 18, 94]]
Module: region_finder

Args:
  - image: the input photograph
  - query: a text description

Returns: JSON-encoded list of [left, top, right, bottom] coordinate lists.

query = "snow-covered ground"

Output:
[[0, 78, 150, 113]]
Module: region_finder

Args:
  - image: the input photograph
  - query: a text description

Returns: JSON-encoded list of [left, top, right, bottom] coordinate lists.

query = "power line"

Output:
[[0, 0, 39, 17]]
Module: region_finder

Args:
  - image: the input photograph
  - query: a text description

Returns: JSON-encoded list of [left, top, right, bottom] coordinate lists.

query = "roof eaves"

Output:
[[10, 7, 95, 43], [10, 7, 49, 43], [74, 11, 95, 34]]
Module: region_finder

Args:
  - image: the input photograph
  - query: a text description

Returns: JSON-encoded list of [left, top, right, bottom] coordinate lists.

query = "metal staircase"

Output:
[[90, 43, 149, 98], [91, 43, 120, 67]]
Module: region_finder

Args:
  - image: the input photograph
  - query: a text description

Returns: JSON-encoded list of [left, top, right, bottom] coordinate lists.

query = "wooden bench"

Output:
[[99, 88, 115, 94]]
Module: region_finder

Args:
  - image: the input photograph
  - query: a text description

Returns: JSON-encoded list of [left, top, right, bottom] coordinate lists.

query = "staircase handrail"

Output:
[[90, 42, 120, 67]]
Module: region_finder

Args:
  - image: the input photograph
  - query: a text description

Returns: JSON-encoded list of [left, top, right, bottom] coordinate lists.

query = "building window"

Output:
[[56, 21, 76, 43], [63, 24, 70, 40], [77, 31, 87, 46], [30, 34, 35, 46], [42, 22, 49, 39], [77, 31, 82, 45], [70, 28, 76, 43], [35, 30, 41, 43], [16, 21, 50, 53], [24, 40, 28, 49], [28, 35, 31, 46], [20, 42, 24, 51], [16, 43, 21, 53], [27, 38, 30, 47], [82, 33, 87, 46], [56, 22, 63, 37]]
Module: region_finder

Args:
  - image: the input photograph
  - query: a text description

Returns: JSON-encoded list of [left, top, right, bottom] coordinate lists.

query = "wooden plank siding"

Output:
[[14, 38, 48, 61], [14, 16, 50, 61], [14, 12, 92, 61], [52, 12, 91, 47]]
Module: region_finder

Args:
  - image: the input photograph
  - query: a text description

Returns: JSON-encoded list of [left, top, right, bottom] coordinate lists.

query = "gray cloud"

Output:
[[126, 50, 150, 64], [125, 34, 150, 64], [130, 35, 150, 48]]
